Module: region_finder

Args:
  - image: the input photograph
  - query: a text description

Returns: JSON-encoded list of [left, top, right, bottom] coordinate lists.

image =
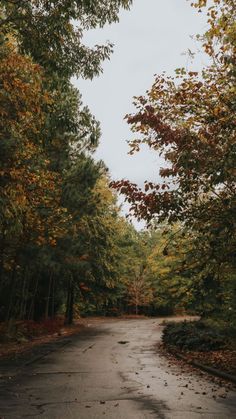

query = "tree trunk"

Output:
[[51, 276, 55, 318], [0, 229, 6, 287], [68, 285, 74, 325], [65, 279, 74, 325], [5, 264, 17, 321], [19, 266, 27, 319], [45, 271, 52, 319], [28, 276, 39, 320]]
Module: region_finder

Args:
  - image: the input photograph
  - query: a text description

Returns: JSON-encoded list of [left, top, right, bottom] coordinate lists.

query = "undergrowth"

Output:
[[162, 319, 236, 352]]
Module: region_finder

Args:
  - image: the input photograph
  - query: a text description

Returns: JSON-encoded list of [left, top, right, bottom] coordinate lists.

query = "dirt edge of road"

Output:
[[0, 317, 104, 360], [0, 316, 146, 361], [166, 346, 236, 385]]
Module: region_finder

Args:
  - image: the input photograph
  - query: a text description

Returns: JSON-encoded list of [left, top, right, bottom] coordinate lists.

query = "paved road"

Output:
[[0, 318, 236, 418]]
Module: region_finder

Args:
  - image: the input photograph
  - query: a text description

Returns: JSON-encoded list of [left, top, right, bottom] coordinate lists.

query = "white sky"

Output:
[[73, 0, 208, 228]]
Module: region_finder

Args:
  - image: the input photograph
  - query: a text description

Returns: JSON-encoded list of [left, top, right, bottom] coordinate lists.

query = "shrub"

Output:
[[162, 320, 227, 351]]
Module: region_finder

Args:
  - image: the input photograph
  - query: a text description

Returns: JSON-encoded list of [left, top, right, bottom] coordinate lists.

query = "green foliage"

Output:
[[1, 1, 132, 78], [0, 0, 135, 324]]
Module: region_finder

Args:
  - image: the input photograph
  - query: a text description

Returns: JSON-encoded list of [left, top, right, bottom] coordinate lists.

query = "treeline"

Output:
[[1, 0, 188, 325], [0, 0, 136, 324], [1, 0, 235, 328]]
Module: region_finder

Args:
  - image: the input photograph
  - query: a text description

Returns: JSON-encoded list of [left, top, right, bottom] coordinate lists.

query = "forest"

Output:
[[0, 0, 235, 348]]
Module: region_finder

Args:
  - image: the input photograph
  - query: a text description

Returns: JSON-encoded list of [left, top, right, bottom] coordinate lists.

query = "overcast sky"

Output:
[[74, 0, 208, 227]]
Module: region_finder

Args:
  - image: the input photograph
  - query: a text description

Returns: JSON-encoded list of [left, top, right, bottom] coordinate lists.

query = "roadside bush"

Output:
[[162, 320, 227, 351], [203, 318, 236, 342]]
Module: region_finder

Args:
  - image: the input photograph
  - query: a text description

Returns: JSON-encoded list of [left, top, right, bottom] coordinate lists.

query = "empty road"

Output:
[[0, 318, 236, 418]]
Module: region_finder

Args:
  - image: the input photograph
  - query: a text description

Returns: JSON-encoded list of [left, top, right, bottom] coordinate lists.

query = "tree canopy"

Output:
[[0, 0, 138, 324], [112, 0, 236, 320], [1, 0, 235, 328]]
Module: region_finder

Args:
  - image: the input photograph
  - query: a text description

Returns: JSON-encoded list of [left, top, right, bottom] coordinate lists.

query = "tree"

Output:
[[126, 272, 153, 315], [1, 1, 132, 78], [0, 35, 65, 320], [0, 0, 137, 324], [112, 0, 236, 319]]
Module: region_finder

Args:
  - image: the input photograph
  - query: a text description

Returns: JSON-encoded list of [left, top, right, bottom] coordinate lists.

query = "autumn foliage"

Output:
[[112, 0, 236, 320], [0, 1, 137, 325], [0, 0, 235, 335]]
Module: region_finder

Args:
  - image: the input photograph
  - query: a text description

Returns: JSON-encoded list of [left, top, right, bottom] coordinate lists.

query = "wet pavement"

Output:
[[0, 318, 236, 418]]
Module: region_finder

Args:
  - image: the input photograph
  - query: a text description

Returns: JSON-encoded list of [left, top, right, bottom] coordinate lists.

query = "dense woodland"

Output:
[[0, 0, 235, 333]]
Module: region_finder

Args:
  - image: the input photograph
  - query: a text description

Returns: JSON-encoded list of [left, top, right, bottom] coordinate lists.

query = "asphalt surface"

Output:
[[0, 318, 236, 418]]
